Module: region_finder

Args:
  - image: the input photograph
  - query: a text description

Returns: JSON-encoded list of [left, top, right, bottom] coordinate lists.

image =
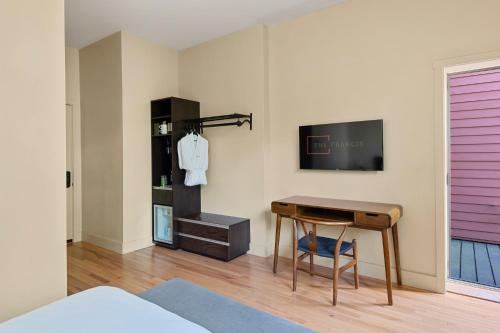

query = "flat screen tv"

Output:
[[299, 120, 383, 171]]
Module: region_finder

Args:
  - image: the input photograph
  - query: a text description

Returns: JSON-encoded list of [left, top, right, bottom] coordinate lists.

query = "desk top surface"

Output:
[[273, 196, 403, 217]]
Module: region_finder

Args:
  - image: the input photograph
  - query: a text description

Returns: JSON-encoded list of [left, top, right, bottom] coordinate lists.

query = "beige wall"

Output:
[[179, 25, 271, 256], [178, 0, 500, 291], [67, 0, 500, 291], [121, 32, 179, 253], [65, 47, 82, 242], [0, 0, 67, 321], [80, 33, 124, 252], [80, 32, 178, 253], [267, 0, 500, 291]]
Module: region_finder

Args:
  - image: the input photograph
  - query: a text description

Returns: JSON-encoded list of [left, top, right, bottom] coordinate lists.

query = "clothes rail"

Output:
[[178, 113, 252, 132]]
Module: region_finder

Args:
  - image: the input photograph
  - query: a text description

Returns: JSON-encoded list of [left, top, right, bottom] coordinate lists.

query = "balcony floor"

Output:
[[450, 239, 500, 288]]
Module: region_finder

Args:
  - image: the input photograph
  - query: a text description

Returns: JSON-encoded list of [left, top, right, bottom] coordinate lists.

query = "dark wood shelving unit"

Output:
[[151, 97, 250, 260], [151, 97, 200, 249]]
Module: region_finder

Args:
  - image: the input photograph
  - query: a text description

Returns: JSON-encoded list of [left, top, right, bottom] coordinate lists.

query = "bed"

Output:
[[0, 279, 315, 333], [0, 286, 210, 333]]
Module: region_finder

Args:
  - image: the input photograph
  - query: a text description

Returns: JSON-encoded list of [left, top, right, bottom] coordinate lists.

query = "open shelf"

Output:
[[152, 133, 172, 137], [297, 206, 355, 222], [151, 115, 171, 121], [153, 186, 172, 191]]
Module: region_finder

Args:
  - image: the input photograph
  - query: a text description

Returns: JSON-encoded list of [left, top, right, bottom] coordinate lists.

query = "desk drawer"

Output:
[[271, 202, 296, 216], [355, 212, 390, 228]]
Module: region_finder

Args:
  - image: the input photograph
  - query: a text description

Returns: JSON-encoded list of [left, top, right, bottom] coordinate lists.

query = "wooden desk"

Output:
[[271, 196, 403, 305]]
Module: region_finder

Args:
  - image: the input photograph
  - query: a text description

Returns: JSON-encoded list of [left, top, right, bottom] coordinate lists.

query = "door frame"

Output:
[[65, 103, 82, 242], [66, 104, 74, 241], [434, 53, 500, 293]]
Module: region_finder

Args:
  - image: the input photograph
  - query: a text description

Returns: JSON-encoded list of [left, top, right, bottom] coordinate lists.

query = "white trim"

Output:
[[65, 103, 83, 243], [447, 279, 500, 303], [271, 254, 438, 291], [83, 233, 123, 253], [66, 104, 75, 241], [443, 59, 500, 75], [72, 100, 83, 243], [121, 237, 154, 254], [433, 51, 500, 294], [83, 234, 154, 254]]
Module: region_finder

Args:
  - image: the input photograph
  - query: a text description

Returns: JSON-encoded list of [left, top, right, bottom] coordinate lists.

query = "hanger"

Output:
[[185, 123, 199, 136]]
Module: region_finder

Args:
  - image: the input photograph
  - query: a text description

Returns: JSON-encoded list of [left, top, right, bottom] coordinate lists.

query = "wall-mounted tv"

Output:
[[299, 120, 383, 171]]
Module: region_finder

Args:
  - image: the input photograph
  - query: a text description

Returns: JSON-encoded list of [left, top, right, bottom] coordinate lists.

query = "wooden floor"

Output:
[[450, 239, 500, 287], [68, 242, 500, 333]]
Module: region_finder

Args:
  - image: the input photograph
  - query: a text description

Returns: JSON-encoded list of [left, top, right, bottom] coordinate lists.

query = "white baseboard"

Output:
[[259, 244, 439, 292], [248, 241, 269, 257], [73, 232, 82, 243], [82, 233, 123, 253], [122, 237, 154, 254], [336, 257, 438, 292], [83, 233, 154, 254]]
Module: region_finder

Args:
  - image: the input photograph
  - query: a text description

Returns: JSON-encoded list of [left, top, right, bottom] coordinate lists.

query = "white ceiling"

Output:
[[65, 0, 344, 50]]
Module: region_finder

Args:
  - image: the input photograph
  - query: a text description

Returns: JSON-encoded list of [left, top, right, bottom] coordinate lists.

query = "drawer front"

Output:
[[152, 189, 173, 206], [271, 202, 296, 216], [177, 219, 229, 243], [355, 212, 390, 228], [178, 234, 229, 261]]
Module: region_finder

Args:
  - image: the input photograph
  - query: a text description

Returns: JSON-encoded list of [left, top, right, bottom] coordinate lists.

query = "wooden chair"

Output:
[[291, 216, 359, 305]]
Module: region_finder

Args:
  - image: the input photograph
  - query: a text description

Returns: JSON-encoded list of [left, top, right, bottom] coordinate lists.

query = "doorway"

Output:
[[446, 66, 500, 289], [66, 104, 74, 241]]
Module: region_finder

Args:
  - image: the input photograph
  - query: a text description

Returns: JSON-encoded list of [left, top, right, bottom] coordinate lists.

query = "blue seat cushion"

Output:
[[298, 235, 353, 258]]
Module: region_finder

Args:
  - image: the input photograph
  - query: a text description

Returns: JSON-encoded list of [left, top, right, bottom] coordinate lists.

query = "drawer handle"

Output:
[[178, 233, 230, 246], [177, 218, 229, 229], [366, 213, 379, 217]]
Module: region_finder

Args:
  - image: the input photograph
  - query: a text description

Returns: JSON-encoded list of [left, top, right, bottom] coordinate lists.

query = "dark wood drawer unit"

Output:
[[178, 219, 228, 242], [177, 212, 250, 261], [178, 236, 229, 261]]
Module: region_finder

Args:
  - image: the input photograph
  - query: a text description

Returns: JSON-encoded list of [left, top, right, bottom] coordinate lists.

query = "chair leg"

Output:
[[309, 253, 314, 275], [292, 220, 298, 292], [353, 239, 359, 289], [332, 251, 340, 306]]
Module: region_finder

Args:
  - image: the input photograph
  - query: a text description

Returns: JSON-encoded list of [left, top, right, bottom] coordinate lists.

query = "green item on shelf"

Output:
[[160, 175, 167, 187]]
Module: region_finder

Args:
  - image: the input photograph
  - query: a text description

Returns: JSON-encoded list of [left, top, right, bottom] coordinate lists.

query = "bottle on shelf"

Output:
[[159, 121, 168, 135]]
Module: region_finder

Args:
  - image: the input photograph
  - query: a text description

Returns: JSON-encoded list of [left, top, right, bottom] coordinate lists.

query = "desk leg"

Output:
[[273, 214, 282, 274], [381, 229, 393, 305], [292, 219, 298, 291], [392, 223, 402, 286]]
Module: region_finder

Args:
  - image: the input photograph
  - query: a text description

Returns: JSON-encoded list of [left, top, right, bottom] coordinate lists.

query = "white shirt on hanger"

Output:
[[177, 133, 208, 186]]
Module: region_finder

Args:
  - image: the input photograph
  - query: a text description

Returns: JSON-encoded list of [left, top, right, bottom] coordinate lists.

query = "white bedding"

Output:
[[0, 286, 210, 333]]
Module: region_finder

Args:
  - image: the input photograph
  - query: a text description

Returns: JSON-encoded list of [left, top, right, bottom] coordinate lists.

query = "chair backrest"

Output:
[[291, 216, 353, 255]]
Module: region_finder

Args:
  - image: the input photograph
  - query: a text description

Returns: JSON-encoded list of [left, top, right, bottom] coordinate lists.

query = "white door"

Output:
[[66, 104, 74, 241]]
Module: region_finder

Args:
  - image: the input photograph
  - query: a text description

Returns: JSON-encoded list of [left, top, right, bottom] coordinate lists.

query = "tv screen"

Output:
[[299, 120, 383, 171]]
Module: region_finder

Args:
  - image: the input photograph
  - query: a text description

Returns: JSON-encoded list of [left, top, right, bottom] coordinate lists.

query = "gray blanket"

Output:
[[139, 278, 317, 333]]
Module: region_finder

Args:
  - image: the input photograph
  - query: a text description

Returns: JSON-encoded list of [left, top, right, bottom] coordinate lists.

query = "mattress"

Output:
[[0, 286, 210, 333]]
